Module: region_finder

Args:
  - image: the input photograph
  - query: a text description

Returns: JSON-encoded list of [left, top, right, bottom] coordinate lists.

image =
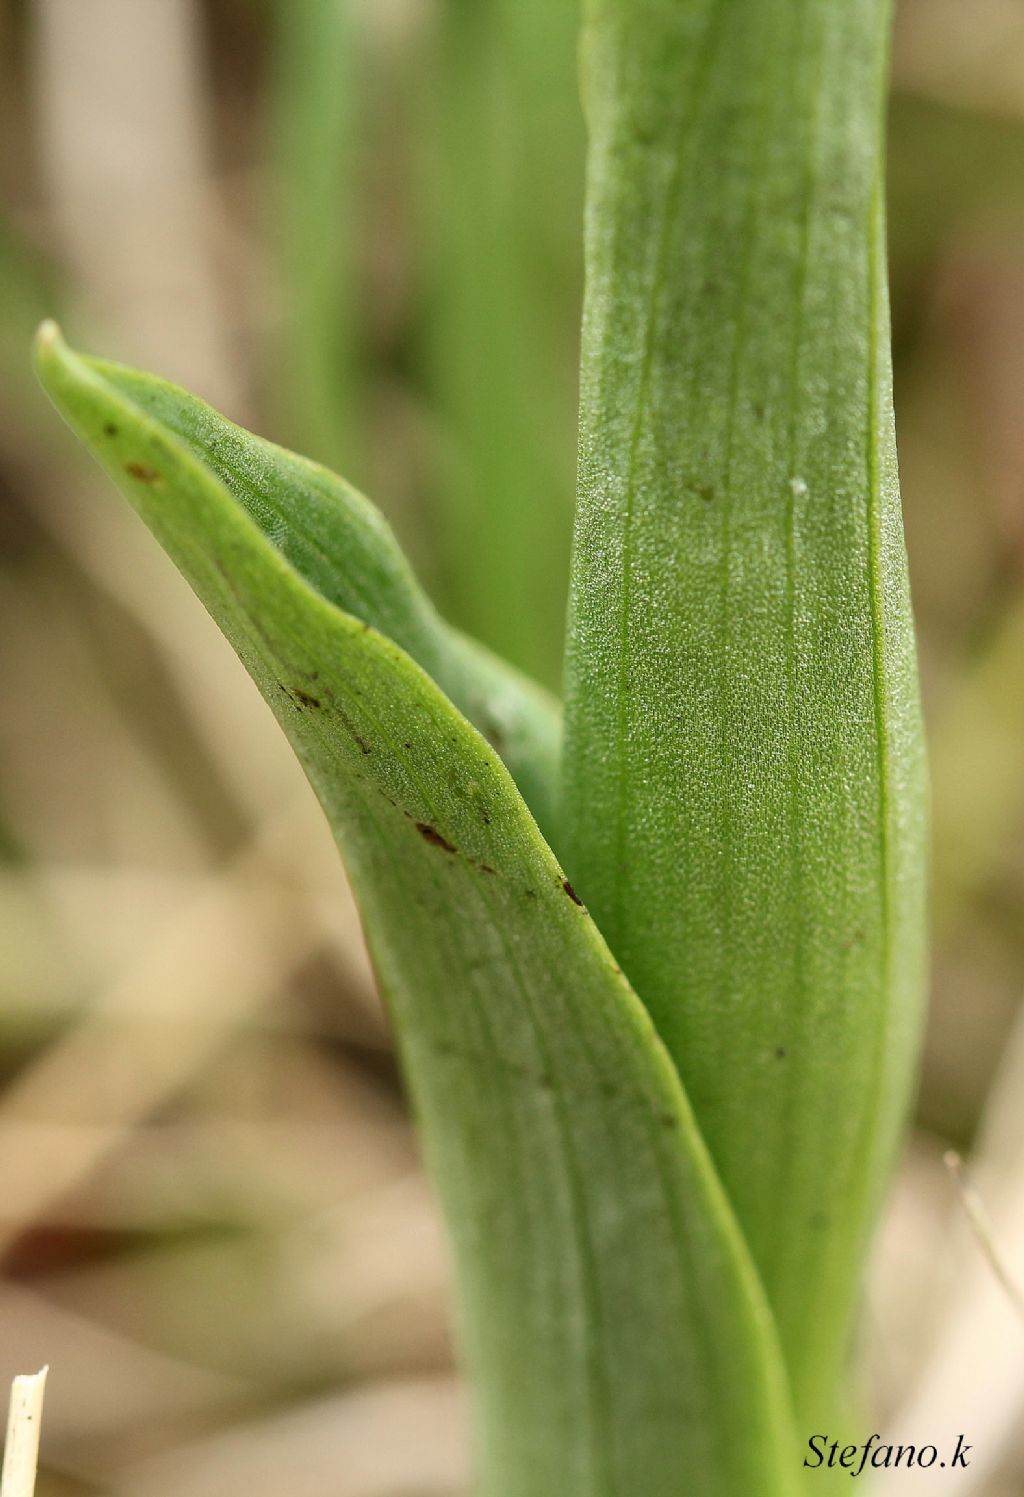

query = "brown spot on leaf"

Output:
[[416, 822, 456, 854], [103, 422, 119, 437], [125, 461, 160, 484], [775, 1046, 787, 1060], [354, 734, 372, 755], [562, 879, 583, 906], [280, 683, 321, 709]]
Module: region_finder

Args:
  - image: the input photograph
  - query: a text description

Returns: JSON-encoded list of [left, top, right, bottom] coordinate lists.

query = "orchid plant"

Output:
[[34, 1, 926, 1492]]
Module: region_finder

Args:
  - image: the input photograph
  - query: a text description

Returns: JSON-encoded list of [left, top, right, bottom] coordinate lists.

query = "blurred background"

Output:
[[1, 0, 1024, 1492]]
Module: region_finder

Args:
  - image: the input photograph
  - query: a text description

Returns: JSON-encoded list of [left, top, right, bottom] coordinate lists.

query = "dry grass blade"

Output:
[[109, 1377, 469, 1497], [0, 800, 317, 1260], [1, 1369, 48, 1497], [944, 1150, 1024, 1320], [876, 999, 1024, 1494]]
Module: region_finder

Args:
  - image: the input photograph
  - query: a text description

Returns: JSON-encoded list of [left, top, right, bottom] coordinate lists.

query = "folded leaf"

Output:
[[73, 347, 561, 841], [564, 0, 927, 1421], [36, 324, 801, 1497]]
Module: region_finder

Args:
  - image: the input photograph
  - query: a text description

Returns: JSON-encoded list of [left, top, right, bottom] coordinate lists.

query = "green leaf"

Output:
[[35, 324, 801, 1497], [563, 0, 927, 1422], [269, 0, 361, 477], [61, 342, 561, 843], [422, 0, 583, 685]]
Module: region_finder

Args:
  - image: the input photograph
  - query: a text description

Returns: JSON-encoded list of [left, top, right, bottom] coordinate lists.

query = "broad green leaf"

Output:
[[65, 346, 560, 842], [36, 324, 801, 1497], [563, 0, 927, 1422]]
